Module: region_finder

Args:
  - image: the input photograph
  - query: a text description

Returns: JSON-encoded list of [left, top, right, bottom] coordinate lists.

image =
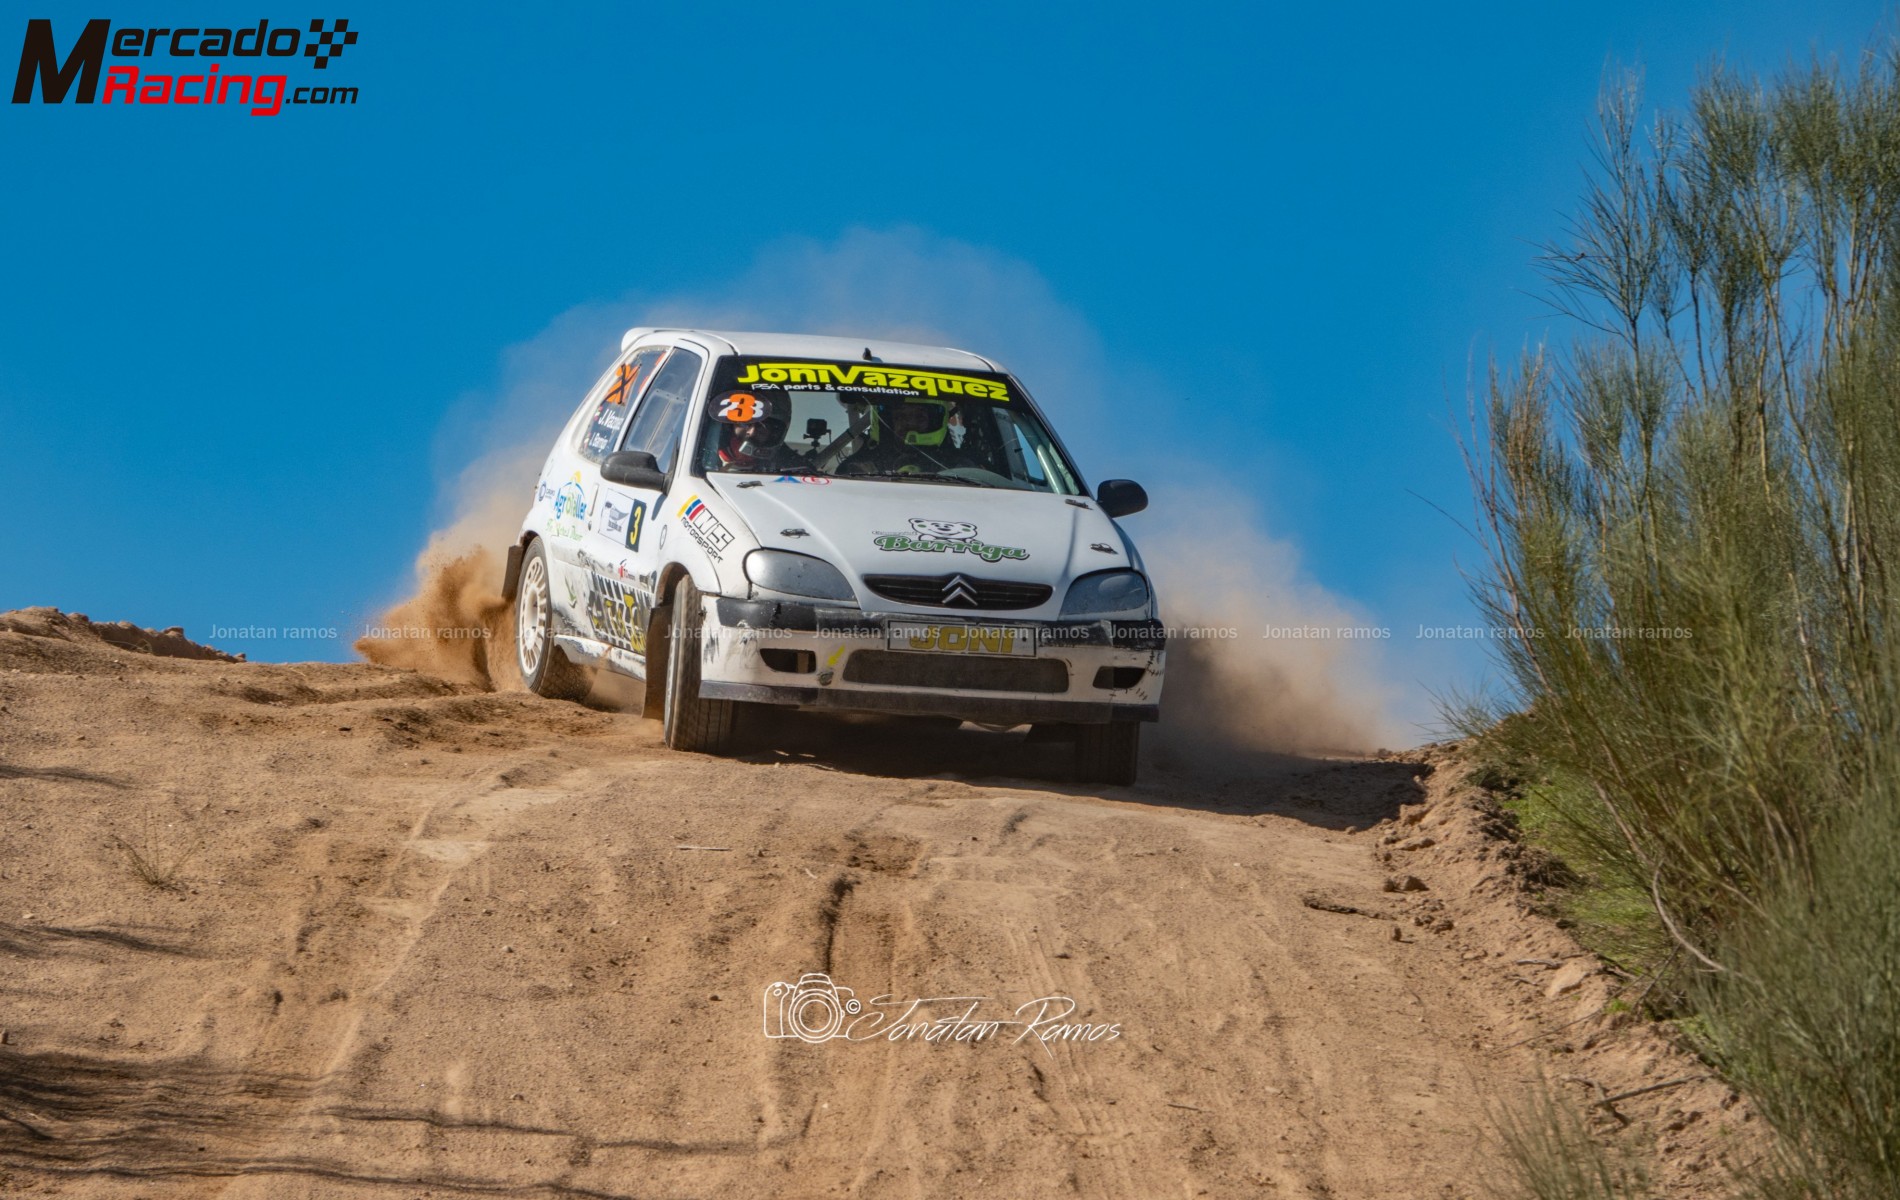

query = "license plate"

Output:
[[886, 621, 1036, 657]]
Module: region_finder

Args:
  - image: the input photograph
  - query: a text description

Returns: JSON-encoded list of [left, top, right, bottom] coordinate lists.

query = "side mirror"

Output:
[[601, 449, 665, 490], [1096, 479, 1148, 519]]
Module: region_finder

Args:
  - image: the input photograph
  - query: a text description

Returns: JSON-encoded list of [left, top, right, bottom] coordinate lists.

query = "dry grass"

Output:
[[111, 810, 200, 892]]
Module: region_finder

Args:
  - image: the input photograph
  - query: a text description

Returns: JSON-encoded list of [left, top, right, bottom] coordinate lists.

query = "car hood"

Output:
[[702, 476, 1143, 616]]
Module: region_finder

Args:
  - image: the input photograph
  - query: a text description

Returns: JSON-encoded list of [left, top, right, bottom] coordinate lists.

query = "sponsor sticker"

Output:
[[552, 475, 588, 521], [584, 572, 647, 654], [679, 495, 734, 559], [601, 496, 631, 537], [734, 360, 1009, 401], [872, 518, 1028, 563]]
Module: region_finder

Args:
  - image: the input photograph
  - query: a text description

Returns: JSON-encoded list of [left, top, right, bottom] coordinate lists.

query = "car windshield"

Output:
[[692, 355, 1084, 494]]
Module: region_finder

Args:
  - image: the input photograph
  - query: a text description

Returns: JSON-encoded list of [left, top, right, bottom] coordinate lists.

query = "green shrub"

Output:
[[1464, 47, 1900, 1200]]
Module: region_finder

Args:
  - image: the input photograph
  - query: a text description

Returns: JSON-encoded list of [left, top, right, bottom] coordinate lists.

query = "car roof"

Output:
[[622, 328, 1002, 373]]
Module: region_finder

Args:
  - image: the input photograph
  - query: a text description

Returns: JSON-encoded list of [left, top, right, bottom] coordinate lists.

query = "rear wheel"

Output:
[[662, 576, 736, 753], [514, 539, 591, 701], [1074, 721, 1140, 786]]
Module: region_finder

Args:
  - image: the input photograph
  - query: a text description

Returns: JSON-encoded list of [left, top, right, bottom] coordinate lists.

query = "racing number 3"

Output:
[[624, 500, 647, 551], [718, 393, 761, 423]]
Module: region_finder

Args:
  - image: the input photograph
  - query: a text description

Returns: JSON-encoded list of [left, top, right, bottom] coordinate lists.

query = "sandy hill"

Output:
[[0, 608, 1745, 1198]]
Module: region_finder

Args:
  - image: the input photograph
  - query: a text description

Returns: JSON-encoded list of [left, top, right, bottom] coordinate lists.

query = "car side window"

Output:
[[1019, 426, 1050, 484], [575, 347, 667, 464], [621, 346, 705, 472]]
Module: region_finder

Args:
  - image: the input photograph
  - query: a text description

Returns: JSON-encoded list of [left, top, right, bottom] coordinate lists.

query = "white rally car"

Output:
[[503, 329, 1163, 784]]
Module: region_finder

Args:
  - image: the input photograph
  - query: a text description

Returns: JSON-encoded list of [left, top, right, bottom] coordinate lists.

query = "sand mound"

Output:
[[0, 607, 242, 663]]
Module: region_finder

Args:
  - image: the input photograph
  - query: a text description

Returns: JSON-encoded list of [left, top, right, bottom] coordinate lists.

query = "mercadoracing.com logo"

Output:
[[12, 18, 359, 117]]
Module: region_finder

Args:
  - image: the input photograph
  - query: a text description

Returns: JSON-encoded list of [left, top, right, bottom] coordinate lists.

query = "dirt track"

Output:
[[0, 610, 1744, 1198]]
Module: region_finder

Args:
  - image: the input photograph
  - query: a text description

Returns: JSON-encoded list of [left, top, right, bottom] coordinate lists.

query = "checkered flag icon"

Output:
[[305, 19, 358, 69]]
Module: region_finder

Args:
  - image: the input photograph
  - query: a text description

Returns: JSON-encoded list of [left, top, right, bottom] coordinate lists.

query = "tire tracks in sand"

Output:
[[0, 641, 1665, 1199]]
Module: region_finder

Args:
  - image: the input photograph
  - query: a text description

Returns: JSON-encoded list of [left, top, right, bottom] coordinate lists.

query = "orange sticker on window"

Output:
[[717, 392, 762, 423], [605, 361, 641, 405]]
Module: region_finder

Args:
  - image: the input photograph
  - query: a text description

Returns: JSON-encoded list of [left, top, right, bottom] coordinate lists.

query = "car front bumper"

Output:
[[696, 597, 1164, 726]]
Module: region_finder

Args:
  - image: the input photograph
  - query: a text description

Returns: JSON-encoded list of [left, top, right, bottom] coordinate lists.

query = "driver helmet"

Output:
[[880, 398, 949, 447], [713, 391, 788, 465]]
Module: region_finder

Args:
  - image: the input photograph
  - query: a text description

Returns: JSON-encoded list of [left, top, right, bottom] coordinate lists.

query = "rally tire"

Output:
[[640, 604, 672, 721], [514, 539, 592, 702], [662, 576, 735, 754], [1074, 721, 1140, 786]]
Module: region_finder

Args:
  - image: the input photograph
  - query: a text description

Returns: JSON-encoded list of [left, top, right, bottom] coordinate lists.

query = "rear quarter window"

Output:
[[621, 347, 706, 471], [575, 347, 667, 463]]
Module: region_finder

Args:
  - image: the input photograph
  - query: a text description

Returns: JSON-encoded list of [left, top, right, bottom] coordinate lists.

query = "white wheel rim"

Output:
[[517, 555, 549, 676]]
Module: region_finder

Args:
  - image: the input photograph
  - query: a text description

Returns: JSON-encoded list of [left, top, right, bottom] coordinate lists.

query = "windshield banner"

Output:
[[735, 360, 1010, 401]]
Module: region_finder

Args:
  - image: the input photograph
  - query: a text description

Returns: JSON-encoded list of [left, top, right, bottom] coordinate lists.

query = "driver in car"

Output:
[[712, 391, 807, 472], [841, 398, 969, 476]]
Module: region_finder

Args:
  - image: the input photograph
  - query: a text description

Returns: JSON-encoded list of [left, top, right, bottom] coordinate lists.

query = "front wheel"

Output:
[[662, 576, 736, 754], [514, 539, 591, 701], [1074, 721, 1140, 786]]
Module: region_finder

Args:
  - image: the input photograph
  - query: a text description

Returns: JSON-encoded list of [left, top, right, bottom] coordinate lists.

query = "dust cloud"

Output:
[[1142, 494, 1403, 758], [354, 445, 544, 690], [357, 301, 633, 691]]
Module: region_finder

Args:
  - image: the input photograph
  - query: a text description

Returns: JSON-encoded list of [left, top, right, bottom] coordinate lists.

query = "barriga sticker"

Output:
[[872, 518, 1029, 563]]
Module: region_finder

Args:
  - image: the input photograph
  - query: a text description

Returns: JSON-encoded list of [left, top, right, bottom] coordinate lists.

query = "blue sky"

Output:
[[0, 1, 1887, 732]]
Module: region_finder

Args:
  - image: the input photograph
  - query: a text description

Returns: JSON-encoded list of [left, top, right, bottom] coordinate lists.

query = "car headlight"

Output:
[[1060, 569, 1152, 617], [744, 549, 856, 602]]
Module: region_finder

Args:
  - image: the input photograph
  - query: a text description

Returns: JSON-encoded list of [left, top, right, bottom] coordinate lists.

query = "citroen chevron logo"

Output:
[[942, 574, 979, 606]]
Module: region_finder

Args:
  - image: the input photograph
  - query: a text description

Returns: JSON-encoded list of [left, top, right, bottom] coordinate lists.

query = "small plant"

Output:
[[112, 809, 201, 891], [1486, 1085, 1657, 1200]]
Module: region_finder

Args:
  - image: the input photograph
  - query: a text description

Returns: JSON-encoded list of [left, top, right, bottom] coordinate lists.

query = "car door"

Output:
[[538, 345, 663, 643], [578, 343, 703, 673]]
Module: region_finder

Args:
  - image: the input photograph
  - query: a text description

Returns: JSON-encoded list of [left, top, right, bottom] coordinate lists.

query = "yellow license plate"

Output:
[[886, 622, 1036, 657]]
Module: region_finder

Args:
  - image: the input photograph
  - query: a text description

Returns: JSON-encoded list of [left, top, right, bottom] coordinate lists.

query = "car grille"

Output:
[[862, 572, 1053, 611], [843, 651, 1069, 694]]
